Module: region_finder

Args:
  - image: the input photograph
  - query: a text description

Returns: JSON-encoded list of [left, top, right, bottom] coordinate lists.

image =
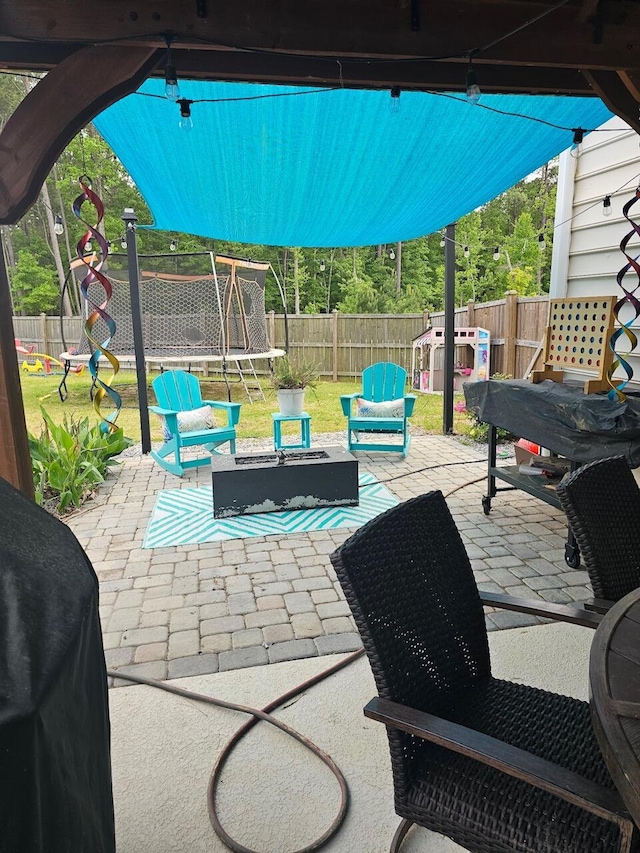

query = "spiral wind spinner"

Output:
[[607, 187, 640, 401], [73, 176, 122, 430]]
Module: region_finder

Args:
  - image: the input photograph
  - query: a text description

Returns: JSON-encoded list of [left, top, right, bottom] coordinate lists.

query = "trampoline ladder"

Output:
[[233, 358, 265, 403]]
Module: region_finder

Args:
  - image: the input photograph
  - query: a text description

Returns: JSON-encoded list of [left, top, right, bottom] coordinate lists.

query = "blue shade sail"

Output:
[[94, 80, 612, 247]]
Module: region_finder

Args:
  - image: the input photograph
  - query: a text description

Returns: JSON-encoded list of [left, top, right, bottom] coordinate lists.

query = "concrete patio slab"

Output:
[[66, 434, 593, 680], [109, 620, 593, 853]]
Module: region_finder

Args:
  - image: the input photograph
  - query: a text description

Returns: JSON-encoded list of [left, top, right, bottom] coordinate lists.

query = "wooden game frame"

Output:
[[531, 296, 615, 394]]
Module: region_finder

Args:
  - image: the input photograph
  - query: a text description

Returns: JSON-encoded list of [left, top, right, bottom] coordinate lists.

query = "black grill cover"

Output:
[[464, 379, 640, 465], [0, 476, 115, 853]]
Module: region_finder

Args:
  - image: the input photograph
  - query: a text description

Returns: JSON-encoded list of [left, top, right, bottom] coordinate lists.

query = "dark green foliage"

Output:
[[29, 407, 132, 512]]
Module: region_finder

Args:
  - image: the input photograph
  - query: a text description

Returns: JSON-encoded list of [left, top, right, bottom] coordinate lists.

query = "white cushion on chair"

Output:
[[162, 405, 217, 440], [355, 398, 404, 419]]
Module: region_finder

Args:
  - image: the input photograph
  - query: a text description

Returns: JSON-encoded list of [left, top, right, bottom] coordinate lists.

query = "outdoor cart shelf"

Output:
[[484, 424, 580, 568], [464, 378, 640, 571]]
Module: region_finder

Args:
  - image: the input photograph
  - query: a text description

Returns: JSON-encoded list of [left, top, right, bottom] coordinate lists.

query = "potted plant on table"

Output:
[[271, 355, 319, 416]]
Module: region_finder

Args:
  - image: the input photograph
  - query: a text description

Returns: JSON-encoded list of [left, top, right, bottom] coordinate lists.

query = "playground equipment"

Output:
[[16, 342, 83, 376], [411, 326, 490, 393], [60, 251, 288, 403]]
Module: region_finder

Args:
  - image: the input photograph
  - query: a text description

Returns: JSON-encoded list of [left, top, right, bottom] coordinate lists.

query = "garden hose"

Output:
[[105, 459, 499, 849], [106, 647, 364, 853]]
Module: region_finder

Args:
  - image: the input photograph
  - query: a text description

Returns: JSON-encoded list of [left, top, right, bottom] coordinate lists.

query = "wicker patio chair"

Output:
[[330, 491, 638, 853], [556, 455, 640, 613]]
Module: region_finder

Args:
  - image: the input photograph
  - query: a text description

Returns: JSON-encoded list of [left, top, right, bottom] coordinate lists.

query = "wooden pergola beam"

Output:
[[0, 43, 160, 494], [583, 70, 640, 133], [2, 0, 640, 72], [0, 41, 596, 95], [0, 253, 32, 498], [0, 44, 160, 224]]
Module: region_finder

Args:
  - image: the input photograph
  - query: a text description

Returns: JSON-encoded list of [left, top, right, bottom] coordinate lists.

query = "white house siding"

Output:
[[551, 116, 640, 386]]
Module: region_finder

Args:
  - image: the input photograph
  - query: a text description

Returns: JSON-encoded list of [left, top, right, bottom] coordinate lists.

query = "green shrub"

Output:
[[271, 355, 319, 390], [29, 407, 131, 512], [466, 372, 514, 444]]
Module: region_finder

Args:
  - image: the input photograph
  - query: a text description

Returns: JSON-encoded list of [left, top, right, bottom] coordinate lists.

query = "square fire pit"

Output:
[[211, 446, 359, 518]]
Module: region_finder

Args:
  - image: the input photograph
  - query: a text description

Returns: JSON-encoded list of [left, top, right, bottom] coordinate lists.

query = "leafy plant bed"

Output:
[[29, 407, 131, 513]]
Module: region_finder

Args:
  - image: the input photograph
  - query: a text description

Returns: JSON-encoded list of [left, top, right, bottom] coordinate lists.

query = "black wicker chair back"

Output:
[[557, 456, 640, 602], [331, 490, 490, 712], [330, 491, 636, 853]]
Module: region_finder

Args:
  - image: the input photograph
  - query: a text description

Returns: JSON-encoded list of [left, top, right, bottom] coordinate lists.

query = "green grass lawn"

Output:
[[20, 370, 473, 443]]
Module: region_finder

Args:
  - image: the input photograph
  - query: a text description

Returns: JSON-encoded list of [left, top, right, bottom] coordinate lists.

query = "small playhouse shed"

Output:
[[412, 326, 490, 393]]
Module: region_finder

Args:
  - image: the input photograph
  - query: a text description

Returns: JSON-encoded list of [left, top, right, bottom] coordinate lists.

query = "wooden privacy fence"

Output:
[[429, 292, 549, 378], [13, 293, 549, 380]]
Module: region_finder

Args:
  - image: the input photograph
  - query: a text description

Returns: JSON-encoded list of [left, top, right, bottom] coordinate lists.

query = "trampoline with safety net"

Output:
[[60, 251, 287, 401]]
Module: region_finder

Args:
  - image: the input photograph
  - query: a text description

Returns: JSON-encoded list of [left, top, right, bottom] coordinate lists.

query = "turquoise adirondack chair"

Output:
[[340, 362, 416, 457], [149, 370, 241, 477]]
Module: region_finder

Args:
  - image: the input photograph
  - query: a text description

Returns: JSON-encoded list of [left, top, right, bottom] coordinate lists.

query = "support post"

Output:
[[0, 250, 33, 497], [443, 222, 456, 434], [332, 309, 339, 382], [504, 289, 518, 378], [467, 299, 475, 328], [123, 208, 151, 454]]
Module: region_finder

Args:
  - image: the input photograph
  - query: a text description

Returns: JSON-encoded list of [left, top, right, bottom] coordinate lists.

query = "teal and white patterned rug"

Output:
[[143, 472, 398, 548]]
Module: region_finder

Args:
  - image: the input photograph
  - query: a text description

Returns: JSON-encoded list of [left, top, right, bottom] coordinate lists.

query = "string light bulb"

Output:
[[170, 239, 178, 252], [120, 234, 127, 249], [388, 86, 401, 115], [465, 56, 481, 105], [570, 128, 584, 159], [178, 99, 193, 130], [538, 234, 546, 251], [320, 259, 326, 272], [603, 195, 612, 217], [493, 247, 500, 260], [164, 36, 180, 102], [389, 248, 396, 260], [84, 239, 92, 253], [53, 214, 64, 236]]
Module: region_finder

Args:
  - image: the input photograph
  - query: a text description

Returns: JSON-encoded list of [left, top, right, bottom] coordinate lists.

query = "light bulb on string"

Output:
[[603, 195, 612, 217], [319, 259, 326, 272], [388, 86, 401, 115], [170, 240, 178, 252], [465, 56, 481, 105], [120, 235, 127, 249], [178, 99, 193, 130], [493, 247, 500, 260], [439, 236, 446, 248], [389, 248, 396, 260], [570, 128, 584, 159], [84, 239, 92, 253], [464, 246, 470, 258], [53, 214, 64, 236], [164, 36, 180, 102], [538, 234, 546, 251]]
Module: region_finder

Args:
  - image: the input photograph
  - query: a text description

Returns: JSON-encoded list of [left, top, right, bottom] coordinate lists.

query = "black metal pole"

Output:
[[123, 208, 151, 454], [443, 222, 456, 434]]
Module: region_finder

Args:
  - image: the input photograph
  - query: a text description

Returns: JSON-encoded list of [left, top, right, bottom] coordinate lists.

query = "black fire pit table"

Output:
[[211, 445, 359, 518]]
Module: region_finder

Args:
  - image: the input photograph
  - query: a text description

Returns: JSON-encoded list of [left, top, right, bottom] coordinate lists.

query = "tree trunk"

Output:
[[537, 162, 550, 291], [293, 249, 300, 315], [41, 180, 72, 316], [395, 241, 402, 294], [326, 248, 335, 313]]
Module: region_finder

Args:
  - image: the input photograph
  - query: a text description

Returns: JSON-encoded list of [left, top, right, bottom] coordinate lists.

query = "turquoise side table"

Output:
[[272, 412, 311, 450]]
